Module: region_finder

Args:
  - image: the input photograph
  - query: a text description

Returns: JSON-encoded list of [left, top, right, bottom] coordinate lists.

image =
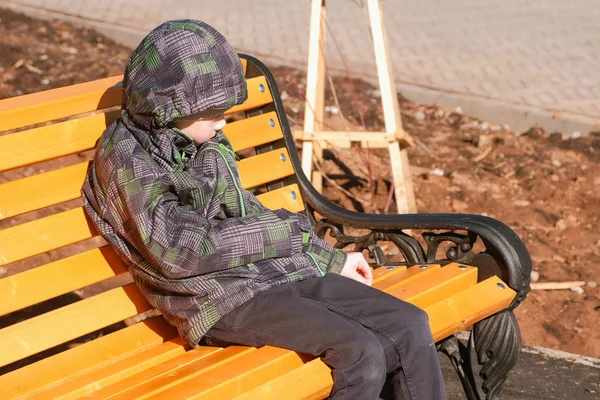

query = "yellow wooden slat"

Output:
[[0, 207, 96, 267], [232, 358, 333, 400], [148, 346, 306, 400], [29, 338, 188, 400], [428, 276, 515, 341], [82, 347, 230, 400], [226, 76, 273, 115], [0, 246, 126, 316], [0, 317, 176, 400], [238, 149, 294, 189], [0, 162, 89, 220], [0, 57, 250, 134], [372, 265, 407, 281], [0, 111, 119, 173], [372, 264, 440, 291], [390, 263, 478, 309], [108, 347, 256, 400], [223, 112, 283, 152], [0, 76, 122, 133], [255, 184, 305, 213], [0, 284, 151, 368]]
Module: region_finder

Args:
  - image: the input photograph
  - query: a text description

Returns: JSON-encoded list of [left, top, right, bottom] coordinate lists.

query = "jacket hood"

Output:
[[120, 19, 248, 166]]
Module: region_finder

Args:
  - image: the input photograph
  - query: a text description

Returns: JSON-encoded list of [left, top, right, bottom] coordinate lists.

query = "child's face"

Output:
[[173, 114, 227, 144]]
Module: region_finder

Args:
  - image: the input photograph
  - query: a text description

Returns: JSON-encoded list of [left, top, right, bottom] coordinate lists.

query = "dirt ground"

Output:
[[1, 8, 599, 358]]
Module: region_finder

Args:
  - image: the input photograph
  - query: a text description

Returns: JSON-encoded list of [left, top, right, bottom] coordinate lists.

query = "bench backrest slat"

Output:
[[0, 59, 249, 134], [0, 284, 151, 369], [0, 247, 127, 317], [0, 77, 122, 133]]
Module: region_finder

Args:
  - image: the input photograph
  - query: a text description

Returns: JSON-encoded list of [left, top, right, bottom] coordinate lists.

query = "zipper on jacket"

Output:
[[200, 145, 246, 217], [306, 253, 325, 276]]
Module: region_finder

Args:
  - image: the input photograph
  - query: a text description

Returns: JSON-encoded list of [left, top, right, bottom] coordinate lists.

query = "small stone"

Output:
[[552, 254, 566, 263], [513, 200, 530, 207], [570, 286, 584, 295], [370, 90, 381, 98], [530, 270, 540, 282], [451, 199, 469, 212], [280, 90, 289, 101], [291, 107, 299, 114], [555, 219, 568, 231], [324, 105, 340, 115], [39, 54, 48, 61], [571, 131, 582, 139], [68, 47, 78, 54], [478, 134, 491, 148], [414, 111, 425, 121], [561, 132, 571, 141], [41, 78, 50, 85], [587, 281, 597, 288], [435, 109, 445, 118], [551, 175, 560, 182], [479, 122, 490, 131], [0, 267, 6, 276], [430, 168, 444, 177], [490, 124, 502, 132], [24, 167, 35, 177], [454, 106, 463, 114], [503, 124, 511, 131], [552, 159, 562, 167]]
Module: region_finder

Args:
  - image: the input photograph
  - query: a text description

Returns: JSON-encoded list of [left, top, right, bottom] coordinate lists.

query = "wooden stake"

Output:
[[301, 0, 417, 213]]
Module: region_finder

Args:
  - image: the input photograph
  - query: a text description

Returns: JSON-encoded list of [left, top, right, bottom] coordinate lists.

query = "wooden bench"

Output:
[[0, 55, 532, 399]]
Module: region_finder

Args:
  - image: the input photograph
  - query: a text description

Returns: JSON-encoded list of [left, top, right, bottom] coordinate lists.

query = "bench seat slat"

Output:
[[373, 264, 440, 290], [0, 284, 151, 368], [0, 317, 177, 400], [29, 338, 189, 400], [146, 346, 305, 400], [109, 347, 257, 400], [0, 246, 126, 317], [390, 263, 478, 310], [0, 76, 122, 133], [232, 358, 332, 400], [82, 347, 238, 399]]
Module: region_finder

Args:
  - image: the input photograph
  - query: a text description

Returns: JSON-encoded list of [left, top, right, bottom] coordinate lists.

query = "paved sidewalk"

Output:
[[441, 343, 600, 399], [5, 0, 600, 132]]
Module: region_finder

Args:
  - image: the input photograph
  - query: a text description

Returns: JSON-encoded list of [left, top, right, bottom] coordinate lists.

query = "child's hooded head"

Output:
[[122, 20, 247, 133]]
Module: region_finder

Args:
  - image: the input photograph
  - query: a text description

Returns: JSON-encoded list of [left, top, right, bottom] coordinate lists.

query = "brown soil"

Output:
[[1, 8, 599, 358]]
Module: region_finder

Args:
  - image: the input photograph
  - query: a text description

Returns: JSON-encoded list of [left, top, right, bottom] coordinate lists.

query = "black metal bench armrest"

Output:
[[242, 54, 532, 309]]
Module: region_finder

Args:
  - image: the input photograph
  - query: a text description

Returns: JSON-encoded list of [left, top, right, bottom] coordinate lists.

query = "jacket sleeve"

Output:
[[110, 155, 313, 280], [241, 176, 347, 275]]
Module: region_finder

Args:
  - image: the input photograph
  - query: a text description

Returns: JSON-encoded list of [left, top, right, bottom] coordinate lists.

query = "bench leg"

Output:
[[440, 310, 521, 400]]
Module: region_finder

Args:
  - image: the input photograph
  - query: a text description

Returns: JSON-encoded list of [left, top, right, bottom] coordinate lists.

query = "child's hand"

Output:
[[340, 252, 373, 286]]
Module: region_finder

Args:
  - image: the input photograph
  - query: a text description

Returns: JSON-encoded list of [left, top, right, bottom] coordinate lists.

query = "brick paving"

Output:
[[5, 0, 600, 119]]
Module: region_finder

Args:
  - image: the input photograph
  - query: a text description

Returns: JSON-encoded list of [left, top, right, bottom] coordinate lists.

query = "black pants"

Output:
[[203, 273, 446, 400]]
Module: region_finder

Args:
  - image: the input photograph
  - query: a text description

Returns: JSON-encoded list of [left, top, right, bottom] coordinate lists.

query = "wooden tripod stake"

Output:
[[301, 0, 417, 213]]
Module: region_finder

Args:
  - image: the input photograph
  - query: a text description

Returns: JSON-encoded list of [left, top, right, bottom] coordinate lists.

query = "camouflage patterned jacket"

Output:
[[82, 20, 346, 346]]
